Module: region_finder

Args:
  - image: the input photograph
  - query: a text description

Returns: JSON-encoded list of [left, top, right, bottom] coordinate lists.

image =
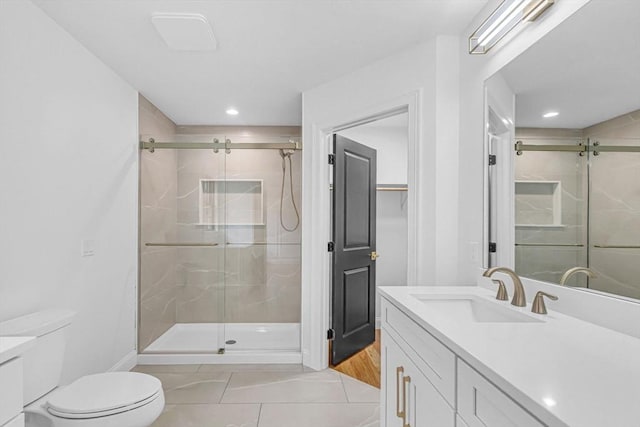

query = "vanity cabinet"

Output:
[[381, 298, 545, 427]]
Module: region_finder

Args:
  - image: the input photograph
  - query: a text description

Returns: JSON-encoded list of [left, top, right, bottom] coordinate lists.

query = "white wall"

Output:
[[338, 124, 408, 185], [457, 0, 592, 282], [302, 36, 465, 369], [0, 0, 139, 382]]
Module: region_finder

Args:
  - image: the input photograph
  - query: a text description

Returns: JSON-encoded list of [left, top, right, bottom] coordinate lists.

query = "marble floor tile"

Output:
[[199, 364, 305, 373], [221, 370, 347, 403], [153, 372, 232, 404], [132, 364, 201, 374], [152, 404, 260, 427], [258, 403, 380, 427], [339, 374, 380, 403]]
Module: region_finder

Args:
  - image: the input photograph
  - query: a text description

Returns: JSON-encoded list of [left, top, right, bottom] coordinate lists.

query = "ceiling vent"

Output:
[[151, 13, 217, 51]]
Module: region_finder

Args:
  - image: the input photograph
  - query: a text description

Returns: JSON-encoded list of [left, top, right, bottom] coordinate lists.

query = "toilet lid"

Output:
[[47, 372, 162, 417]]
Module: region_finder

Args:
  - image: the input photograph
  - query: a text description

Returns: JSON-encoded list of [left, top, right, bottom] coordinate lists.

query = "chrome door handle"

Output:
[[370, 251, 380, 261]]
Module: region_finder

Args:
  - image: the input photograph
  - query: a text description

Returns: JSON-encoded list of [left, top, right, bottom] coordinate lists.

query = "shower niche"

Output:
[[137, 113, 302, 363], [199, 179, 265, 226]]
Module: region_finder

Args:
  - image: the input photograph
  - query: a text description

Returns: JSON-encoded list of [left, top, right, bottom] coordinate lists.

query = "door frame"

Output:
[[301, 90, 421, 370]]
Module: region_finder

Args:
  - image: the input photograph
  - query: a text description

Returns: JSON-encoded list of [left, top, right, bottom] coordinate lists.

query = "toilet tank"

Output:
[[0, 309, 75, 405]]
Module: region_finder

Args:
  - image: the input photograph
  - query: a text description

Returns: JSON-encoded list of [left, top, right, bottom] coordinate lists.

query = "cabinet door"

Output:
[[458, 361, 544, 427], [382, 329, 455, 427], [382, 330, 408, 427], [407, 364, 455, 427]]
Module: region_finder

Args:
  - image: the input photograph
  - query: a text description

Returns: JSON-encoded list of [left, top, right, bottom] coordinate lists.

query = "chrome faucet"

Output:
[[483, 267, 526, 307], [560, 267, 597, 286]]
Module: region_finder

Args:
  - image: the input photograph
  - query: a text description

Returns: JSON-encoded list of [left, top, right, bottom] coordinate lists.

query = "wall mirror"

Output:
[[486, 0, 640, 300]]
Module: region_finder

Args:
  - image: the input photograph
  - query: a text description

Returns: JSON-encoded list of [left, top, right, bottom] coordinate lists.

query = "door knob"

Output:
[[370, 251, 380, 261]]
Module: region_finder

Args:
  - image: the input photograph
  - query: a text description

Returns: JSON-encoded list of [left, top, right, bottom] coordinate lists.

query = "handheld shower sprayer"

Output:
[[279, 148, 300, 232]]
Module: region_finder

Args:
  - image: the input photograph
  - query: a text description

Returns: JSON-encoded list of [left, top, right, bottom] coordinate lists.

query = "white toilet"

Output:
[[0, 309, 164, 427]]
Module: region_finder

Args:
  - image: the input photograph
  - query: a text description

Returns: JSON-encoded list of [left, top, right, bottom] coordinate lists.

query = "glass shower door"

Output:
[[588, 138, 640, 299], [174, 141, 227, 353], [221, 142, 302, 353], [139, 138, 228, 354]]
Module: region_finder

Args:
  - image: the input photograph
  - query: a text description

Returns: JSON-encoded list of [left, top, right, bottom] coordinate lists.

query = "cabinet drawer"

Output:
[[0, 358, 23, 426], [4, 414, 25, 427], [457, 361, 544, 427], [382, 298, 456, 405]]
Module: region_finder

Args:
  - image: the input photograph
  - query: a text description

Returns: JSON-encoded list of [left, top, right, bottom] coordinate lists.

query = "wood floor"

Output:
[[331, 329, 381, 388]]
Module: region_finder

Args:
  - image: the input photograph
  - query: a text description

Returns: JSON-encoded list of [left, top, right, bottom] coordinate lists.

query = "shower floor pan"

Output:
[[144, 322, 300, 353]]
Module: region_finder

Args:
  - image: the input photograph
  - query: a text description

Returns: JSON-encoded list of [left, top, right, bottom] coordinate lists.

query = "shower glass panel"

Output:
[[589, 138, 640, 299], [514, 138, 588, 286], [222, 145, 301, 352], [138, 132, 301, 356], [139, 145, 227, 353]]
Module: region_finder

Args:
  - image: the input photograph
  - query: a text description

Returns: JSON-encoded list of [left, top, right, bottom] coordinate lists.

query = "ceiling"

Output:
[[33, 0, 488, 126], [499, 0, 640, 129]]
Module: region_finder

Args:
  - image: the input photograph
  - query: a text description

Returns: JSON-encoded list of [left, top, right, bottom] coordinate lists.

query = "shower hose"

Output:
[[280, 150, 300, 232]]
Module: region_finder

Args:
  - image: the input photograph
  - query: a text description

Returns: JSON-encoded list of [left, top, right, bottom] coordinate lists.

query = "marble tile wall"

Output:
[[584, 109, 640, 299], [139, 95, 179, 350], [174, 129, 302, 324]]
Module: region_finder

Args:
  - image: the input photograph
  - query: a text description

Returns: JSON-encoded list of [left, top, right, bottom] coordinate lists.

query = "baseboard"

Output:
[[376, 317, 381, 329], [109, 350, 138, 372]]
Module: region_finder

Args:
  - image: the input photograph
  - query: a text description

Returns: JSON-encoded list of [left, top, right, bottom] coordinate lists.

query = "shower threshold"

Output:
[[138, 323, 302, 365]]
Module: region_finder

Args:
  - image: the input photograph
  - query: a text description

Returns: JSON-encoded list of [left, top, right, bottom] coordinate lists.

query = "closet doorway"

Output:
[[329, 112, 409, 387]]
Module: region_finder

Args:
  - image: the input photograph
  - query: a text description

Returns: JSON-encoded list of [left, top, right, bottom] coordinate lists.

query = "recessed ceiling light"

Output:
[[226, 108, 239, 116], [543, 111, 559, 118]]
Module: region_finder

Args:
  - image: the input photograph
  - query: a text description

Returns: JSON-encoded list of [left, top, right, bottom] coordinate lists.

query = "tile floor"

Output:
[[132, 364, 380, 427]]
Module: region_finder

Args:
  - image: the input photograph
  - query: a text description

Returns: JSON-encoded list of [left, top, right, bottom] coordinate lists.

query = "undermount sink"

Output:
[[410, 294, 543, 323]]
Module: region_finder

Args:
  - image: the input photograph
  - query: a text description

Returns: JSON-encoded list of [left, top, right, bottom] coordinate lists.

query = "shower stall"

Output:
[[137, 131, 302, 363], [514, 122, 640, 300]]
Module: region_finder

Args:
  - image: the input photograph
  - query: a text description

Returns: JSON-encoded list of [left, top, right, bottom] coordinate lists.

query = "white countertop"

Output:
[[379, 286, 640, 427], [0, 336, 35, 365]]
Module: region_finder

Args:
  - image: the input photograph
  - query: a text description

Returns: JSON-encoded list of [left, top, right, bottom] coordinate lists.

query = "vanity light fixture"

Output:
[[543, 111, 559, 118], [226, 108, 239, 116], [469, 0, 555, 54]]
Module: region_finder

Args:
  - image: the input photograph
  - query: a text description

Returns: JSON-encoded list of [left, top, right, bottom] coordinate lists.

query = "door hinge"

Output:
[[489, 242, 497, 253], [328, 241, 335, 252], [328, 154, 335, 165], [489, 154, 497, 165], [327, 328, 335, 340]]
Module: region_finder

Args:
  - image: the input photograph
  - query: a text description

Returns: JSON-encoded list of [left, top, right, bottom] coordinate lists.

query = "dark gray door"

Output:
[[331, 134, 377, 364]]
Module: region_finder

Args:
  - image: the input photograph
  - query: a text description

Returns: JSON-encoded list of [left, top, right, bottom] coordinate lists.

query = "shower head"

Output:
[[279, 148, 295, 159]]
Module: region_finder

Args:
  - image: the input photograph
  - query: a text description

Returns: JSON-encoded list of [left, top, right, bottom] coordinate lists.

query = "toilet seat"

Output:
[[45, 372, 162, 420]]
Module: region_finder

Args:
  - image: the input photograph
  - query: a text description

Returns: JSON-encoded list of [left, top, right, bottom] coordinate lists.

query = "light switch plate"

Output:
[[81, 239, 95, 257]]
